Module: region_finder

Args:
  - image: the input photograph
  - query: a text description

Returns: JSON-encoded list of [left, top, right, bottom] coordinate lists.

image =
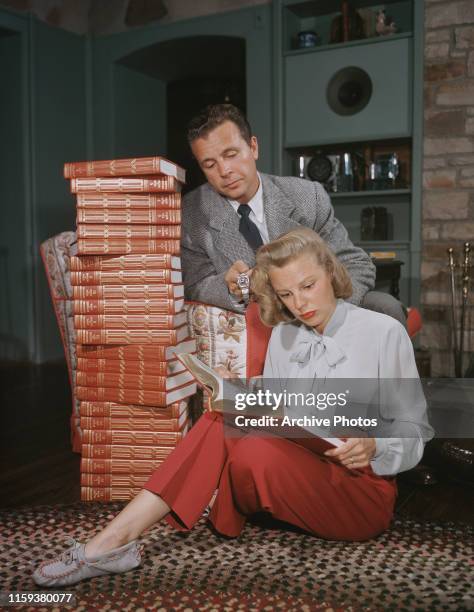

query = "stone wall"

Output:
[[423, 0, 474, 376]]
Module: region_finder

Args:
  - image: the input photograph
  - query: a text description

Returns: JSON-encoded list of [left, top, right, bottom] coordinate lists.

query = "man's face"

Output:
[[191, 120, 259, 204]]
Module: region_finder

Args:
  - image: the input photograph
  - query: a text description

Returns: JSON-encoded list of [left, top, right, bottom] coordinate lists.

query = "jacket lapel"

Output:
[[261, 174, 300, 240], [207, 187, 256, 266], [202, 174, 301, 268]]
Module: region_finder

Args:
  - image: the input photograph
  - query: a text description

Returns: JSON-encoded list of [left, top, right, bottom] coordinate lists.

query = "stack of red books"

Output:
[[64, 156, 197, 501]]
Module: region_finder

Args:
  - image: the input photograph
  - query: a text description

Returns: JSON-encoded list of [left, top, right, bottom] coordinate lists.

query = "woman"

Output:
[[34, 228, 433, 587]]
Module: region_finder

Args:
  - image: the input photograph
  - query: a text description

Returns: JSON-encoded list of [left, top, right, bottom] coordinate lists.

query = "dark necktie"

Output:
[[237, 204, 263, 251]]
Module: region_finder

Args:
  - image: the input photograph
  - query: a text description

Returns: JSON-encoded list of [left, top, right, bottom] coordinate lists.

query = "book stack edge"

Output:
[[64, 155, 196, 501]]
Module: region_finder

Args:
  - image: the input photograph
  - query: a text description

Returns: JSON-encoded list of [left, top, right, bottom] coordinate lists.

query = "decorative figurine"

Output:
[[375, 10, 397, 36]]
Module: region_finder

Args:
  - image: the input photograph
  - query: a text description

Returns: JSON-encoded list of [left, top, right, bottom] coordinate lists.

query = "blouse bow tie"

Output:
[[290, 335, 345, 368]]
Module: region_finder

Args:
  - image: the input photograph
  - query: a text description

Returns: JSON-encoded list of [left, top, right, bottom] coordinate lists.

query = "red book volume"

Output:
[[64, 156, 186, 183], [77, 208, 181, 225], [81, 444, 174, 461], [73, 298, 185, 316], [74, 311, 187, 330], [77, 224, 181, 240], [80, 410, 189, 432], [75, 323, 190, 345], [76, 338, 196, 361], [81, 428, 187, 446], [81, 457, 163, 475], [81, 486, 142, 501], [80, 473, 150, 487], [71, 269, 182, 286], [76, 192, 181, 210], [76, 369, 194, 392], [77, 357, 185, 376], [72, 283, 184, 301], [76, 382, 196, 406], [77, 238, 180, 255], [71, 176, 181, 193], [79, 400, 187, 419], [70, 254, 181, 272]]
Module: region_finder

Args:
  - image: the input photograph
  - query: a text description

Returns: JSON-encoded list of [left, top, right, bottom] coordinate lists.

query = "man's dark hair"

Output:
[[187, 104, 252, 146]]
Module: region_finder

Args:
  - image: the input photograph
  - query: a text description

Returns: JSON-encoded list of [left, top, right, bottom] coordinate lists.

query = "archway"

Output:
[[115, 36, 246, 192]]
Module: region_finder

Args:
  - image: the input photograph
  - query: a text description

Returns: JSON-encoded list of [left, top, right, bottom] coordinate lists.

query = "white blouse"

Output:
[[262, 300, 434, 475]]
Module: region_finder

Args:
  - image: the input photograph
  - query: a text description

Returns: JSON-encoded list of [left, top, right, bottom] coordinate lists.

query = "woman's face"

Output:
[[268, 252, 337, 334]]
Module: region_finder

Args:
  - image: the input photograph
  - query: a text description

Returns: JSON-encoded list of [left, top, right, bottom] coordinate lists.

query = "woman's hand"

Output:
[[204, 366, 239, 413], [324, 438, 376, 469]]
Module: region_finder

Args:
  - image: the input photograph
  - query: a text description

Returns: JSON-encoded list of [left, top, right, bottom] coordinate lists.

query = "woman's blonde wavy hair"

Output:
[[251, 227, 352, 326]]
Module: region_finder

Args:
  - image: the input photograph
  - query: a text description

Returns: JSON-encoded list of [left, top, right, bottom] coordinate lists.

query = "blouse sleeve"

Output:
[[371, 322, 434, 476]]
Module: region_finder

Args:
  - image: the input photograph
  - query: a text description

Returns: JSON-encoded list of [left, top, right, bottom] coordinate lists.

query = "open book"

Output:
[[174, 352, 344, 455], [174, 351, 249, 411]]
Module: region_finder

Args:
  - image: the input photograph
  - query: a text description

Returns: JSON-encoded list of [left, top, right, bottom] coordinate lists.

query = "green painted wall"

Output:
[[0, 5, 274, 363], [113, 63, 167, 158], [0, 29, 29, 360], [31, 19, 87, 362], [0, 10, 87, 363], [89, 5, 274, 172]]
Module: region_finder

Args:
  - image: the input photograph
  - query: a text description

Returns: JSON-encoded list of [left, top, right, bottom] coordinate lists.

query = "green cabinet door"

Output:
[[284, 37, 413, 147]]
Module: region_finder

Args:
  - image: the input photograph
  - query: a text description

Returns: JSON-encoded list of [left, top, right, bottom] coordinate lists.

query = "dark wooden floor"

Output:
[[1, 361, 473, 527], [0, 361, 81, 507]]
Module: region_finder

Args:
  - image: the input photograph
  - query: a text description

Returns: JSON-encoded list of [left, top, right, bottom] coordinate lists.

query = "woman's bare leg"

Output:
[[84, 490, 170, 558]]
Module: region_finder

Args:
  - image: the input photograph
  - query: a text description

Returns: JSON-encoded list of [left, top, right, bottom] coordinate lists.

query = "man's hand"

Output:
[[224, 260, 253, 298], [324, 438, 376, 469]]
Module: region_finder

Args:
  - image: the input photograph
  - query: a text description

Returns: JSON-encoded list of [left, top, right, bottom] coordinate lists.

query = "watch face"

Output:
[[237, 274, 250, 290], [307, 155, 333, 182]]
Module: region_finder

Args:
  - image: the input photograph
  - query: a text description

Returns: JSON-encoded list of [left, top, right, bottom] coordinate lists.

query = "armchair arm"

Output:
[[185, 300, 272, 379]]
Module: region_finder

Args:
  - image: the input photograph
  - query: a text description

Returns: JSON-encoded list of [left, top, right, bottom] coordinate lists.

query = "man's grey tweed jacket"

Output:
[[181, 173, 375, 312]]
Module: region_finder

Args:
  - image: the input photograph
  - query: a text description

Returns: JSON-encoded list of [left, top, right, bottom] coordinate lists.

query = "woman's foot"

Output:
[[33, 538, 141, 587]]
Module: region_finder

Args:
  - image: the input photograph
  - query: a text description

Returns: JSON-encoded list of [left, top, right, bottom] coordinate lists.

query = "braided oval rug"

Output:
[[1, 502, 472, 611]]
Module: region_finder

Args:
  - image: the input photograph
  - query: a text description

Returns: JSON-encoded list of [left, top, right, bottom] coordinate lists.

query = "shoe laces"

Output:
[[60, 538, 82, 566]]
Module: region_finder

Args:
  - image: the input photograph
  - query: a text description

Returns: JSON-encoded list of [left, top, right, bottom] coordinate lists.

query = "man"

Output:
[[181, 104, 405, 325]]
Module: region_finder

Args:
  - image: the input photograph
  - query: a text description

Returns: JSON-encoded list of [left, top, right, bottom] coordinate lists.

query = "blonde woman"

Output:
[[34, 228, 432, 587]]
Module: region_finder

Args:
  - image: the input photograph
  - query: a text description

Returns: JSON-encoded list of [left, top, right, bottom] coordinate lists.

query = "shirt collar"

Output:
[[227, 173, 264, 222], [319, 299, 348, 338], [298, 299, 348, 340]]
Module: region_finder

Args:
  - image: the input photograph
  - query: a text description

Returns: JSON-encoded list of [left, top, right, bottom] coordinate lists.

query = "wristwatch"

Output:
[[237, 273, 250, 303]]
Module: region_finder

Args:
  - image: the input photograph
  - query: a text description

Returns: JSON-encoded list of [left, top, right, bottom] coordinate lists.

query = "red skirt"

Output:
[[144, 412, 396, 541]]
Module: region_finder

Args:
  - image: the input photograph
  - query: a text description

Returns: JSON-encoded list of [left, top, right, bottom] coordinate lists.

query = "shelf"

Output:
[[331, 189, 411, 199], [355, 240, 411, 247], [283, 0, 410, 19], [285, 136, 412, 155], [283, 31, 412, 57], [276, 0, 421, 307]]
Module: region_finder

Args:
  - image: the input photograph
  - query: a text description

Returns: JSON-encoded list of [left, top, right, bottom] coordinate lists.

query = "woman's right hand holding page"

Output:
[[325, 438, 377, 469]]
